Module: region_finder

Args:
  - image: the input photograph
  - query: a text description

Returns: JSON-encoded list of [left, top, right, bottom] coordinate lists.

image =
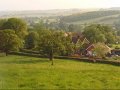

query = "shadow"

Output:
[[1, 54, 119, 66], [1, 59, 50, 64], [56, 57, 120, 66]]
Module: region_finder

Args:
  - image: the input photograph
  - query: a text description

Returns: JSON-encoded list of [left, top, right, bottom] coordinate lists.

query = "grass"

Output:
[[0, 55, 120, 89], [112, 44, 120, 49]]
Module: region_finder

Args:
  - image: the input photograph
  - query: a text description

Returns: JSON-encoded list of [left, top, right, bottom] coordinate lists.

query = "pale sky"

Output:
[[0, 0, 120, 11]]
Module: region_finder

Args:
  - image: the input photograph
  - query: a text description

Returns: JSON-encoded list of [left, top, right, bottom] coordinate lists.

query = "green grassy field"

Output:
[[112, 44, 120, 49], [0, 55, 120, 89]]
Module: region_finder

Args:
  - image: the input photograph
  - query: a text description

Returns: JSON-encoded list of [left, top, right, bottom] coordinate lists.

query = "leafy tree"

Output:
[[68, 24, 74, 32], [116, 36, 120, 44], [117, 30, 120, 36], [33, 21, 46, 31], [2, 18, 28, 38], [0, 19, 7, 30], [68, 24, 83, 32], [99, 25, 117, 43], [114, 20, 120, 30], [58, 21, 68, 31], [105, 32, 116, 44], [93, 43, 110, 58], [83, 24, 116, 44], [25, 31, 39, 49], [0, 30, 22, 56], [83, 24, 106, 43], [38, 30, 66, 65], [61, 34, 75, 56]]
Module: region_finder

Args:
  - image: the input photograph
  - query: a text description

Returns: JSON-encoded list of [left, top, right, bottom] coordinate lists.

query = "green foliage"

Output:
[[117, 30, 120, 36], [25, 31, 39, 49], [38, 30, 66, 61], [58, 21, 68, 31], [61, 34, 75, 56], [83, 24, 106, 43], [83, 24, 116, 44], [93, 43, 110, 58], [111, 44, 120, 49], [116, 36, 120, 44], [2, 18, 28, 38], [38, 30, 75, 63], [68, 24, 83, 32], [114, 20, 120, 30], [0, 30, 22, 55], [0, 19, 7, 30], [32, 21, 46, 31], [106, 32, 116, 44]]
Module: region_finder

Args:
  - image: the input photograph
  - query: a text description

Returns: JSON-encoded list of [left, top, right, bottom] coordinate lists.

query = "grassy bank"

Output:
[[0, 55, 120, 89]]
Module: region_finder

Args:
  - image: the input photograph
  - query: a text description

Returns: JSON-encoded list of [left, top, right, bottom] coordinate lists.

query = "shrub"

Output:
[[93, 43, 111, 59]]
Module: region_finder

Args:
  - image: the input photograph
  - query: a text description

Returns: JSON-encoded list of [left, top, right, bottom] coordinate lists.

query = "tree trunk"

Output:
[[5, 52, 8, 56], [51, 59, 54, 66], [50, 54, 54, 65], [49, 49, 54, 65], [5, 49, 9, 56]]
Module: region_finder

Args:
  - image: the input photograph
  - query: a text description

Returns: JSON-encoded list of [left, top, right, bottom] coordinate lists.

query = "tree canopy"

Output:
[[2, 18, 28, 38], [25, 31, 39, 49], [38, 30, 73, 65], [83, 24, 117, 44], [0, 29, 22, 55]]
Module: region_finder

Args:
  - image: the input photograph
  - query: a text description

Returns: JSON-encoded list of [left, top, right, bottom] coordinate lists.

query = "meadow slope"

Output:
[[0, 55, 120, 89]]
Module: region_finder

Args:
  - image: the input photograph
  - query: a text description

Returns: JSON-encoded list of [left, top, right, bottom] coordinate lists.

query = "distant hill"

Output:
[[0, 9, 100, 18], [60, 10, 120, 25], [0, 9, 89, 18], [1, 9, 120, 26], [109, 7, 120, 10]]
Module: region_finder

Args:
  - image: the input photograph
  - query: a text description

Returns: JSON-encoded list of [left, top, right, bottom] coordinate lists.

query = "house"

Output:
[[66, 32, 112, 57], [72, 32, 90, 45], [71, 32, 91, 56], [65, 32, 114, 58], [85, 44, 95, 56]]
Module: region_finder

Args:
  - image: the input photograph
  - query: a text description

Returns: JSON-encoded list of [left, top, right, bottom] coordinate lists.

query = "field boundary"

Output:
[[9, 52, 120, 66]]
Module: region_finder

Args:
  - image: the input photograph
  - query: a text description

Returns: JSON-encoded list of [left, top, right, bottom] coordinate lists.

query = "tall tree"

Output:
[[0, 19, 7, 30], [83, 24, 116, 44], [38, 30, 66, 65], [83, 24, 106, 43], [68, 24, 74, 32], [58, 21, 68, 31], [93, 43, 110, 58], [2, 18, 28, 39], [25, 31, 39, 49], [33, 21, 46, 31], [0, 30, 22, 56]]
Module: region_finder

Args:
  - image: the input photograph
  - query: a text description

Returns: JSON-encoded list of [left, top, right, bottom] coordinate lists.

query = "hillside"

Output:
[[0, 55, 120, 89], [0, 9, 101, 18], [60, 10, 120, 24], [0, 9, 94, 18]]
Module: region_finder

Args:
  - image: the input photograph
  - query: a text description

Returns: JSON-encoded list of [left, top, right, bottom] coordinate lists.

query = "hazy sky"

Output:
[[0, 0, 120, 11]]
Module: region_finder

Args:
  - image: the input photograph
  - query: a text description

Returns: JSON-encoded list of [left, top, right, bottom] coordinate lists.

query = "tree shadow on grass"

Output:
[[1, 59, 50, 64]]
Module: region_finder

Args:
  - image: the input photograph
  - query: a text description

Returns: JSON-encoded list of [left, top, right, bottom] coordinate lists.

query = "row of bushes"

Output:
[[9, 51, 120, 66], [20, 49, 40, 54], [9, 51, 45, 58]]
